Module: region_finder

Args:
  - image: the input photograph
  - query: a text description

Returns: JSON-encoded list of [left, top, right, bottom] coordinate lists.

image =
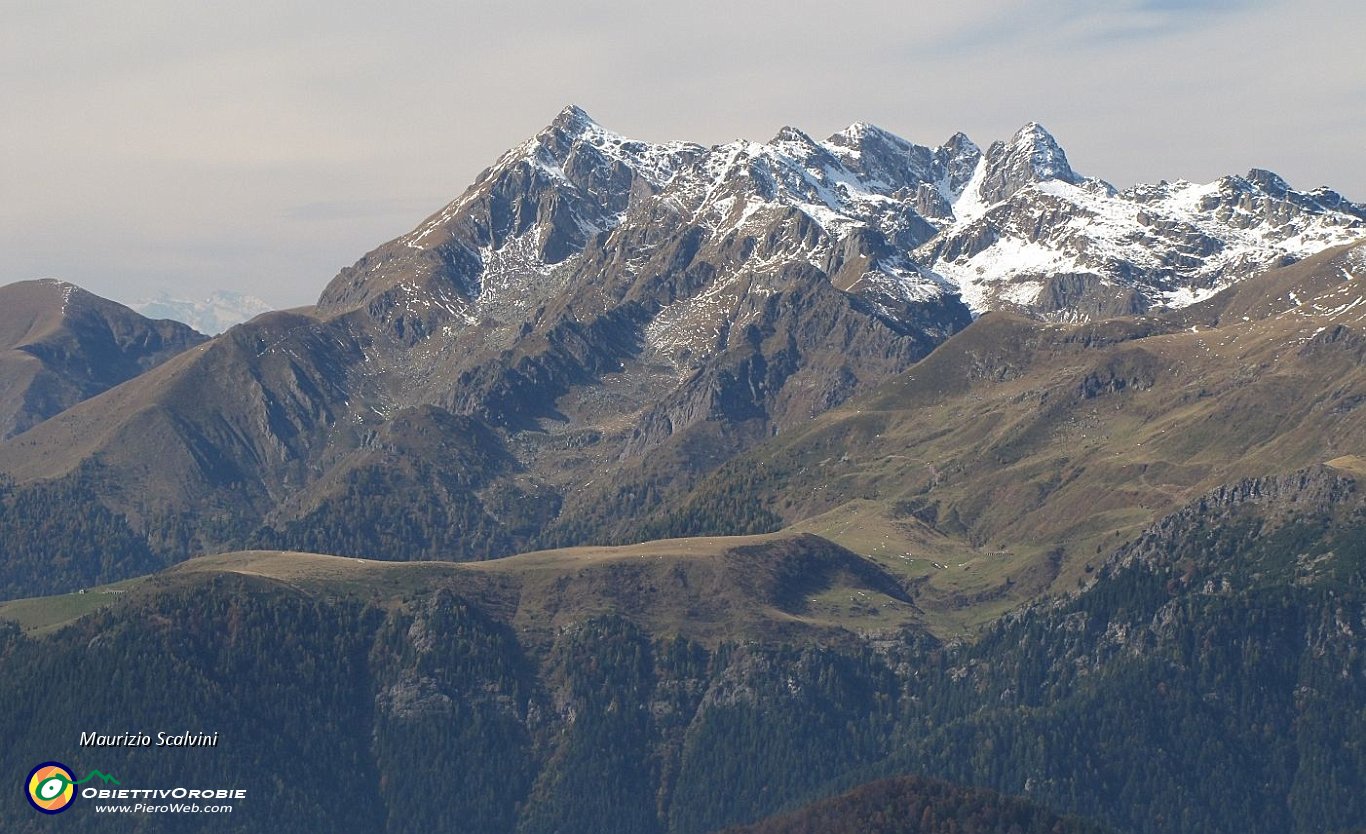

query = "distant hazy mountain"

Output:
[[132, 290, 273, 334]]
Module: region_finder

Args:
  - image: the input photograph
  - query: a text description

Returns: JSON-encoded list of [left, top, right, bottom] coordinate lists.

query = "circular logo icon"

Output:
[[27, 762, 77, 814]]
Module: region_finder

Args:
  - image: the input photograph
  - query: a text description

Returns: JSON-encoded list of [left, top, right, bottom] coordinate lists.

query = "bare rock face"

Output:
[[1112, 466, 1360, 573], [977, 122, 1082, 204]]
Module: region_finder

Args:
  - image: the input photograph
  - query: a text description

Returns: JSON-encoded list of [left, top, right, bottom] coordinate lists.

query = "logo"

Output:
[[25, 762, 120, 814], [27, 762, 76, 814]]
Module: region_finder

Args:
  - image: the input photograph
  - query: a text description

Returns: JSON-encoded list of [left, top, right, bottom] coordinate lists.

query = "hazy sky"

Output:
[[4, 0, 1364, 308]]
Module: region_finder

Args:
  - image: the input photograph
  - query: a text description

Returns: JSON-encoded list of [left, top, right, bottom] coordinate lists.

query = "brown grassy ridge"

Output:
[[0, 531, 922, 646]]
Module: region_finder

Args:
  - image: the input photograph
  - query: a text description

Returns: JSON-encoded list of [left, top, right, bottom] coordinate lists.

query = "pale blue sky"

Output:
[[2, 0, 1362, 307]]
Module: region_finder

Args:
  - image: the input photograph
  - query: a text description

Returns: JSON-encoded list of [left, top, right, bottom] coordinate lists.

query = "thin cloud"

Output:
[[1138, 0, 1262, 11], [916, 0, 1268, 57], [1090, 0, 1276, 39]]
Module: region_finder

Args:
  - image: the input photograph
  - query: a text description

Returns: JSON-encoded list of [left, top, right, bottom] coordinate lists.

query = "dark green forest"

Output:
[[0, 471, 161, 600], [1, 474, 1363, 834]]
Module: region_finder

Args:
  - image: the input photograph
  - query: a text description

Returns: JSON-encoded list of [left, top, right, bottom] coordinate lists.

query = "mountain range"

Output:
[[0, 107, 1360, 605], [131, 290, 275, 335], [0, 106, 1364, 833]]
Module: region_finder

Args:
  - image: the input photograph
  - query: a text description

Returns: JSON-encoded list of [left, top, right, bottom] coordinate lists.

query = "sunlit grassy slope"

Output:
[[0, 532, 922, 644], [654, 242, 1366, 632]]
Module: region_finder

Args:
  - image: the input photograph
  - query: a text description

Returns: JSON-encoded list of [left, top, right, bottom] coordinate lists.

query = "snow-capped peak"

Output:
[[922, 145, 1366, 319], [522, 105, 705, 191], [771, 125, 820, 146], [549, 103, 599, 135], [975, 122, 1081, 205], [826, 121, 910, 151], [830, 121, 874, 142], [941, 131, 979, 156], [1245, 168, 1290, 197], [351, 107, 1366, 332]]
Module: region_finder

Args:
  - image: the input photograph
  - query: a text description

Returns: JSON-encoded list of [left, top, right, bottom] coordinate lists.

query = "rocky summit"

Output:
[[324, 105, 1362, 334]]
